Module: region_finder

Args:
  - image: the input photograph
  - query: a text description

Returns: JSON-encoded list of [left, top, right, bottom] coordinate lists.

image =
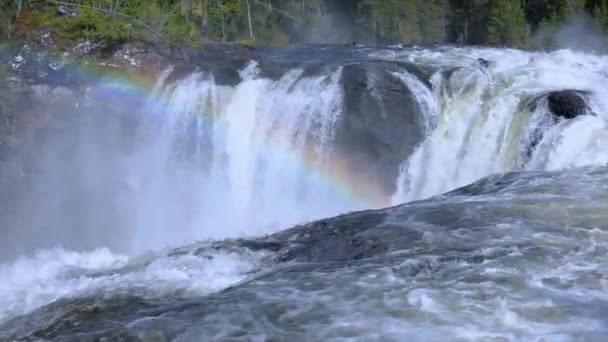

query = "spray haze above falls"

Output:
[[2, 44, 608, 340]]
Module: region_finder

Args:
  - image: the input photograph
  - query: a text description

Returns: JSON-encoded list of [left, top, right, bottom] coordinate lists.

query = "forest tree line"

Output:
[[1, 0, 608, 48]]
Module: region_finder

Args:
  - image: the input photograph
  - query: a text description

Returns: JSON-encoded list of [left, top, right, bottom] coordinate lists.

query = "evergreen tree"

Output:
[[593, 0, 608, 31], [487, 0, 529, 46], [6, 0, 608, 47], [418, 0, 449, 42], [448, 0, 490, 44], [0, 1, 18, 40], [544, 0, 587, 25], [359, 0, 410, 43], [525, 0, 550, 30]]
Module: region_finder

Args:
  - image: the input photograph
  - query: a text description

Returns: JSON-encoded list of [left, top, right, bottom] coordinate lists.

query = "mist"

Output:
[[297, 12, 357, 44], [531, 13, 608, 53], [0, 83, 167, 261], [285, 0, 368, 45], [0, 62, 371, 263]]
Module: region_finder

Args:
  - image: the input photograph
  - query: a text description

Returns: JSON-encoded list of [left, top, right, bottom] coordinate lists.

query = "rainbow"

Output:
[[56, 58, 391, 210]]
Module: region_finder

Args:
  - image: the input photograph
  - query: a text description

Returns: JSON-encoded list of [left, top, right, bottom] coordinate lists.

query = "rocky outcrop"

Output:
[[519, 89, 593, 164], [335, 63, 427, 196], [476, 58, 490, 68], [547, 90, 589, 119]]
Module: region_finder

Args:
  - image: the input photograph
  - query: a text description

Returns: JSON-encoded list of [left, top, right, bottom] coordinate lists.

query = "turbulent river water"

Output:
[[1, 45, 608, 341]]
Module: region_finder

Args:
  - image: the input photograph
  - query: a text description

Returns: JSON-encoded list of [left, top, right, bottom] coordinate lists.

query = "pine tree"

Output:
[[448, 0, 490, 44], [0, 0, 18, 40], [593, 0, 608, 31], [359, 0, 410, 43], [396, 0, 422, 43], [418, 0, 448, 42], [487, 0, 529, 46], [544, 0, 586, 25]]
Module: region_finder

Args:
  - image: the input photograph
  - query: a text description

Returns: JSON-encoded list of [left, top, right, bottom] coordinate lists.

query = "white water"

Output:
[[80, 62, 357, 252], [0, 246, 267, 323], [390, 47, 608, 203], [4, 47, 608, 329], [0, 62, 357, 323]]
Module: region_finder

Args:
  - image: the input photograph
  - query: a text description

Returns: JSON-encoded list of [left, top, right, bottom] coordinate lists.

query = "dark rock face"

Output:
[[239, 46, 432, 196], [477, 58, 490, 68], [335, 63, 427, 196], [519, 89, 593, 164], [137, 44, 433, 196], [547, 90, 588, 119]]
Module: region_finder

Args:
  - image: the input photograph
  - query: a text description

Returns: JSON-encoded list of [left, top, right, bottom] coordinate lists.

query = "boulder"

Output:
[[56, 5, 77, 17], [547, 90, 588, 119], [518, 90, 592, 165], [335, 63, 427, 196], [477, 58, 490, 68]]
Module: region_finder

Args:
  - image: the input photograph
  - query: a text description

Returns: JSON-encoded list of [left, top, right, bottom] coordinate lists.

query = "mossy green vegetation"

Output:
[[2, 0, 608, 49], [486, 1, 529, 46], [0, 58, 15, 145], [2, 0, 198, 49], [44, 6, 134, 49]]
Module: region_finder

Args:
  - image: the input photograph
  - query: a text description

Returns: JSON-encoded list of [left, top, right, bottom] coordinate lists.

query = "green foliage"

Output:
[[238, 37, 255, 47], [536, 0, 586, 42], [544, 0, 587, 24], [594, 0, 608, 31], [46, 6, 134, 49], [0, 60, 15, 145], [418, 0, 448, 43], [5, 0, 608, 48], [0, 55, 11, 102], [163, 11, 193, 43], [486, 0, 529, 46], [449, 0, 490, 44], [359, 0, 446, 44], [243, 0, 289, 45], [0, 1, 17, 41]]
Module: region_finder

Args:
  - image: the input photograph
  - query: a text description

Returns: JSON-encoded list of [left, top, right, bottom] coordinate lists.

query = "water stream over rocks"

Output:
[[1, 44, 608, 340]]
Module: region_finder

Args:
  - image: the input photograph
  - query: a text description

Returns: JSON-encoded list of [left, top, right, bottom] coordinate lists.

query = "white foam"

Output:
[[390, 47, 608, 203], [125, 63, 356, 252], [0, 247, 265, 324], [0, 248, 127, 322]]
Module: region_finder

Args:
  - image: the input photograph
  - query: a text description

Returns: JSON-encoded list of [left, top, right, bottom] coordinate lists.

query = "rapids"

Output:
[[388, 47, 608, 202], [1, 44, 608, 340]]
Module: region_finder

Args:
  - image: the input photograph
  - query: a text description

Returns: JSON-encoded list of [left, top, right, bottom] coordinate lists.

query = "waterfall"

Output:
[[124, 62, 359, 250], [6, 46, 608, 256], [4, 45, 608, 340], [391, 47, 608, 203]]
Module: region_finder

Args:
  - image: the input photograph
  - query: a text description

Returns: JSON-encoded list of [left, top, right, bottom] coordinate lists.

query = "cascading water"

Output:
[[390, 47, 608, 203], [0, 59, 362, 322], [4, 45, 608, 340], [120, 62, 365, 250]]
